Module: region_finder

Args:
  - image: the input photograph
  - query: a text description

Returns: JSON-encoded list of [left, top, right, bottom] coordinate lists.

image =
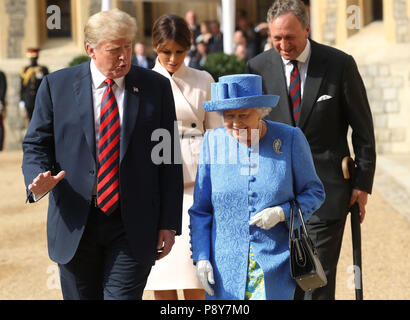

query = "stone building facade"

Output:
[[0, 0, 409, 153]]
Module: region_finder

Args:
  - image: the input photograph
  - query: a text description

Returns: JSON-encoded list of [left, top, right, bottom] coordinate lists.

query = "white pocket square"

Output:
[[317, 95, 333, 102]]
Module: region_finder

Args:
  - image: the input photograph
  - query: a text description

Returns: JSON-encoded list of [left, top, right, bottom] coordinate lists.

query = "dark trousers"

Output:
[[294, 213, 347, 300], [0, 114, 4, 150], [58, 206, 152, 300]]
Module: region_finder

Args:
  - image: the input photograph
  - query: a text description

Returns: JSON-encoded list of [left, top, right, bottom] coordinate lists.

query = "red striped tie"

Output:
[[289, 60, 301, 122], [96, 78, 120, 215]]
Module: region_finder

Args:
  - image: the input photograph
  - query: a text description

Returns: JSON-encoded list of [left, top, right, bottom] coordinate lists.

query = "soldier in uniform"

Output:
[[19, 48, 49, 123], [0, 69, 6, 150]]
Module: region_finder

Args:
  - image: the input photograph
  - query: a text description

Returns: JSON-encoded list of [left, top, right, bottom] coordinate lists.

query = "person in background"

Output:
[[247, 0, 376, 300], [146, 14, 223, 300], [189, 74, 325, 300], [234, 43, 247, 62], [208, 20, 224, 54], [22, 8, 183, 300], [131, 42, 154, 69], [233, 30, 256, 61], [185, 10, 201, 40], [0, 70, 6, 150], [195, 21, 212, 45], [19, 48, 49, 124], [189, 40, 210, 70]]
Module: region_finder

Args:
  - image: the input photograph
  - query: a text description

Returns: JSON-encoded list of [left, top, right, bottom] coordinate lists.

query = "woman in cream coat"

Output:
[[145, 14, 222, 300]]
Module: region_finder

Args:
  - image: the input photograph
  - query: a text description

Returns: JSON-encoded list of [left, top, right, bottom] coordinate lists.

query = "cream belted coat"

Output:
[[145, 59, 222, 290], [152, 60, 222, 187]]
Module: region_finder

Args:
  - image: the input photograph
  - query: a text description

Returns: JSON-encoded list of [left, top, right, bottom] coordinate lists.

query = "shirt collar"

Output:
[[281, 38, 311, 65], [90, 59, 125, 89]]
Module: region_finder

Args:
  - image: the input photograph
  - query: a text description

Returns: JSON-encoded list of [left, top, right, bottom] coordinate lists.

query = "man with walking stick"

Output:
[[247, 0, 376, 299]]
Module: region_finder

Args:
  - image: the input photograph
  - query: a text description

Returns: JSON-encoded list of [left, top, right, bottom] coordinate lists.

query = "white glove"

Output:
[[196, 260, 215, 296], [249, 206, 285, 230]]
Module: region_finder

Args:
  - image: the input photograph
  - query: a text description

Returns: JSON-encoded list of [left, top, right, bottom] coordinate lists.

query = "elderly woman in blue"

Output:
[[188, 74, 325, 300]]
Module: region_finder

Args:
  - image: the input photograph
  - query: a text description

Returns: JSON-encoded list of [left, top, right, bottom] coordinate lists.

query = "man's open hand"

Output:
[[28, 171, 66, 197]]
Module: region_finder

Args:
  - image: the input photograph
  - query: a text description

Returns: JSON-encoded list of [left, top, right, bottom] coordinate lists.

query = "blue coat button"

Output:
[[249, 176, 256, 182]]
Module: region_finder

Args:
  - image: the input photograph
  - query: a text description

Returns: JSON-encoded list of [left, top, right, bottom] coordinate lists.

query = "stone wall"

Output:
[[359, 64, 406, 154], [6, 0, 26, 58], [394, 0, 409, 43]]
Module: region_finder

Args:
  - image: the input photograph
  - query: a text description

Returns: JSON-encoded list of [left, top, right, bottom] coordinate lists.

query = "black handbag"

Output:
[[289, 200, 327, 291]]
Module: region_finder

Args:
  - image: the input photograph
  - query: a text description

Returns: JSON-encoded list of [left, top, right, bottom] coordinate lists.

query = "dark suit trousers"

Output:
[[294, 213, 347, 300], [0, 114, 4, 150], [58, 206, 152, 300]]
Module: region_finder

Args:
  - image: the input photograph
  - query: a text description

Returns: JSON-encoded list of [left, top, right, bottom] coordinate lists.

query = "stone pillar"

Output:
[[322, 0, 338, 45], [394, 0, 409, 43], [222, 0, 236, 55], [6, 0, 26, 58]]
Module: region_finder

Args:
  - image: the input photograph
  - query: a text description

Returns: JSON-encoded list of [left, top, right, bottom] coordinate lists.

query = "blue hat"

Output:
[[203, 74, 279, 112]]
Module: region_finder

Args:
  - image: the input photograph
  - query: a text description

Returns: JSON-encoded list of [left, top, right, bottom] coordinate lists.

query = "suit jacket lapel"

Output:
[[120, 69, 140, 163], [297, 40, 327, 130], [73, 61, 96, 161]]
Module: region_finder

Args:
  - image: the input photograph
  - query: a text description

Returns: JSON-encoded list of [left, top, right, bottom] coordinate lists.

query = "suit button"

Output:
[[248, 191, 256, 197], [249, 176, 256, 182], [89, 170, 95, 175], [191, 123, 197, 128], [248, 206, 256, 212]]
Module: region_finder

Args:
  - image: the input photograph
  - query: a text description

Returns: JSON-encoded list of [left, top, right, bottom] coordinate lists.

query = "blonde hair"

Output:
[[84, 8, 137, 48]]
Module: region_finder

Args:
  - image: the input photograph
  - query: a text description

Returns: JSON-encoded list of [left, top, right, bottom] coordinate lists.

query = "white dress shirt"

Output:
[[136, 55, 149, 69], [90, 59, 125, 152], [281, 39, 311, 98]]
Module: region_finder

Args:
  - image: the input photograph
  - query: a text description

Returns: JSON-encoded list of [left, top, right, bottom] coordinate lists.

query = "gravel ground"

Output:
[[0, 151, 408, 300]]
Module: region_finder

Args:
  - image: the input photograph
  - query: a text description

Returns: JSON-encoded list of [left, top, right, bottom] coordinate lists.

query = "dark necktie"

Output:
[[289, 60, 301, 122], [96, 78, 120, 215]]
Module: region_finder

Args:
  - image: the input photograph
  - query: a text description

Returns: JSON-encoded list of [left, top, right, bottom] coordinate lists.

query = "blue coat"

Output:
[[189, 121, 325, 300]]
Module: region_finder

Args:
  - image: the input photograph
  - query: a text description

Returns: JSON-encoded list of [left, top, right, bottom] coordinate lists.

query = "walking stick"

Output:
[[342, 156, 363, 300]]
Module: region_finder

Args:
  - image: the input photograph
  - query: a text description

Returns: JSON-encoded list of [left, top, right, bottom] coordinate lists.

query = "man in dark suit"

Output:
[[208, 20, 224, 53], [22, 8, 183, 300], [247, 0, 376, 300], [131, 42, 155, 69]]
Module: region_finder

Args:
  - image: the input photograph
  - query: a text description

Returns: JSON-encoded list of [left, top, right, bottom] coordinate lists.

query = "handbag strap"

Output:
[[288, 200, 310, 248]]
